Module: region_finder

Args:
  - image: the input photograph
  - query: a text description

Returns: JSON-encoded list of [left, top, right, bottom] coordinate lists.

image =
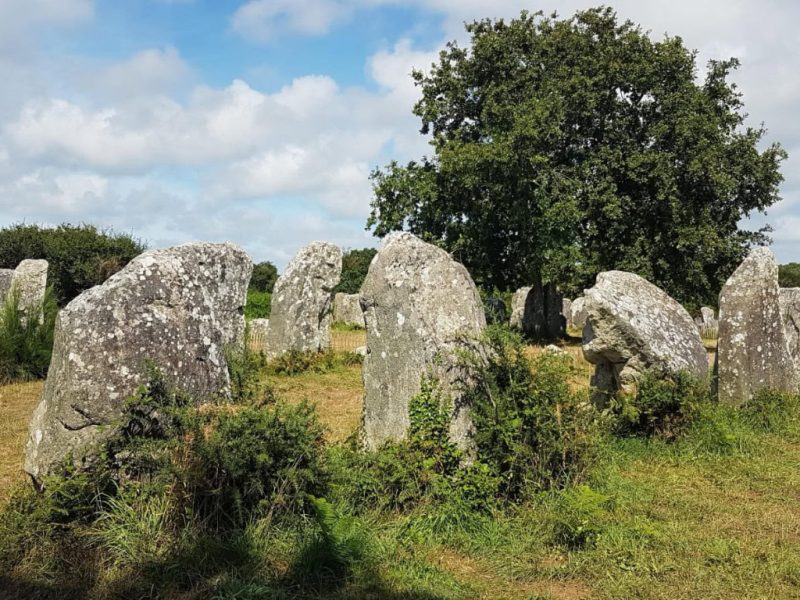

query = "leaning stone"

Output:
[[333, 292, 365, 327], [11, 259, 48, 320], [265, 242, 342, 359], [781, 288, 800, 372], [582, 271, 707, 405], [361, 233, 486, 452], [24, 243, 252, 481], [715, 248, 797, 406]]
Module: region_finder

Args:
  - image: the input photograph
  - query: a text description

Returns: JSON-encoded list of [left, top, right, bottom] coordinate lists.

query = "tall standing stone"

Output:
[[0, 268, 13, 300], [509, 283, 565, 340], [361, 233, 486, 451], [24, 243, 252, 480], [781, 288, 800, 372], [509, 286, 532, 330], [715, 248, 797, 406], [333, 292, 365, 327], [265, 242, 342, 359], [582, 271, 707, 404]]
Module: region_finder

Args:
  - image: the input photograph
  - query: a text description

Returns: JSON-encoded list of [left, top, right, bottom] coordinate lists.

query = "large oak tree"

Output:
[[368, 8, 786, 309]]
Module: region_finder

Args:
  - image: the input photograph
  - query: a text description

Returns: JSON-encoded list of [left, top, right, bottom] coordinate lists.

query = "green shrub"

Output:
[[250, 261, 278, 293], [267, 349, 362, 376], [245, 289, 271, 319], [226, 335, 266, 404], [0, 287, 58, 382], [467, 326, 601, 499], [742, 388, 800, 434], [0, 223, 145, 305], [610, 371, 711, 439], [335, 248, 377, 294]]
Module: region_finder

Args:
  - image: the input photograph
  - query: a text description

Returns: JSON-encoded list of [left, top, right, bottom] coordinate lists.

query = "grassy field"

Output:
[[0, 335, 796, 599]]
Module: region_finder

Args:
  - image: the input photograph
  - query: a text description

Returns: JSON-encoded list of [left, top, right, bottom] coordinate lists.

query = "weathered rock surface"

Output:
[[265, 242, 342, 358], [700, 307, 716, 324], [570, 297, 588, 331], [11, 259, 48, 318], [0, 268, 13, 299], [509, 287, 532, 330], [361, 233, 486, 451], [333, 292, 364, 327], [509, 284, 565, 340], [582, 271, 707, 404], [24, 243, 252, 480], [781, 288, 800, 371], [563, 298, 573, 329], [715, 248, 797, 405]]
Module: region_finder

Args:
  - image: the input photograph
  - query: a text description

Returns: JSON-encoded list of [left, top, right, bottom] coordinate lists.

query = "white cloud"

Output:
[[231, 0, 352, 42]]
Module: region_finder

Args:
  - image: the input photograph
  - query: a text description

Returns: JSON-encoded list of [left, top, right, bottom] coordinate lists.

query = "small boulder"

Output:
[[24, 243, 252, 480], [265, 242, 342, 359], [715, 248, 797, 406], [333, 292, 365, 327], [361, 233, 486, 452], [582, 271, 707, 404]]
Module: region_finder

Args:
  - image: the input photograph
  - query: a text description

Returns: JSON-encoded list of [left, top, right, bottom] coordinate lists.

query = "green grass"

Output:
[[2, 350, 800, 599]]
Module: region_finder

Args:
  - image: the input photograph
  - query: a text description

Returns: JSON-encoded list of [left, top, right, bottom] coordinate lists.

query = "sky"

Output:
[[1, 0, 798, 269]]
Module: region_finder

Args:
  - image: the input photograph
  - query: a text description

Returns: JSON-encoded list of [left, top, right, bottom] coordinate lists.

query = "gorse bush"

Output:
[[0, 287, 58, 382], [0, 223, 145, 305], [610, 370, 711, 439], [466, 326, 601, 499]]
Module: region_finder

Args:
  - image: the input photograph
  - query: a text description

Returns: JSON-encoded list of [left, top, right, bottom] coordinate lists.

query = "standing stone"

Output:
[[361, 233, 486, 451], [582, 271, 707, 405], [781, 288, 800, 371], [266, 242, 342, 359], [563, 298, 573, 329], [715, 248, 797, 406], [696, 306, 719, 339], [509, 286, 532, 330], [333, 292, 365, 327], [700, 307, 716, 324], [0, 268, 13, 300], [571, 296, 588, 331], [11, 259, 49, 319], [24, 243, 252, 480]]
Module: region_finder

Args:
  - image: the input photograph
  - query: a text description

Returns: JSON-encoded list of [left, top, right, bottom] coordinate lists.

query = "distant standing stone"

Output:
[[582, 271, 707, 405], [24, 243, 252, 481], [715, 248, 797, 406], [11, 259, 49, 319], [333, 292, 365, 327], [361, 233, 486, 452], [509, 283, 565, 340], [509, 286, 532, 330], [781, 288, 800, 371], [265, 242, 342, 359], [570, 296, 588, 331], [0, 269, 13, 299], [563, 298, 573, 329]]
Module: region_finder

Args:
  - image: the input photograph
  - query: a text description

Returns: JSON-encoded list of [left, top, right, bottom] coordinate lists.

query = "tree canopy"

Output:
[[0, 223, 145, 305], [335, 248, 378, 294], [368, 8, 786, 309], [250, 261, 278, 293]]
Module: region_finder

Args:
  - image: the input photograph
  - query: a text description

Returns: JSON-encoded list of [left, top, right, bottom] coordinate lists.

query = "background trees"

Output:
[[368, 8, 786, 309], [0, 223, 145, 305], [336, 248, 378, 294]]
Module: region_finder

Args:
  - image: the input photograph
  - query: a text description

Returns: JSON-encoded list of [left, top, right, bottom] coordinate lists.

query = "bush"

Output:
[[335, 248, 377, 294], [610, 371, 711, 439], [0, 287, 58, 382], [267, 349, 362, 376], [0, 223, 145, 305], [467, 326, 601, 499], [250, 261, 278, 293], [245, 289, 271, 319]]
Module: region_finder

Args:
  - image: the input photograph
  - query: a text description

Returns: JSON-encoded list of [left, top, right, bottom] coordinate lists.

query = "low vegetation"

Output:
[[0, 288, 58, 383], [0, 327, 798, 599]]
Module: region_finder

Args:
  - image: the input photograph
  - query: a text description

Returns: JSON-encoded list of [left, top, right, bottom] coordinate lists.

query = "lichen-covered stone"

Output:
[[582, 271, 707, 404], [563, 298, 573, 329], [265, 242, 342, 358], [781, 288, 800, 372], [0, 269, 13, 300], [361, 233, 486, 452], [11, 259, 48, 319], [333, 292, 364, 327], [570, 296, 588, 331], [715, 248, 797, 405], [24, 243, 252, 480]]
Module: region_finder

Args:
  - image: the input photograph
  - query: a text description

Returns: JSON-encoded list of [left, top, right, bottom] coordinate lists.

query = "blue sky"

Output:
[[1, 0, 798, 269]]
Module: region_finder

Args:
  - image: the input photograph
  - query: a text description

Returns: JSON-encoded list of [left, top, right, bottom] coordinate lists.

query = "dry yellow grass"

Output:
[[0, 381, 42, 498]]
